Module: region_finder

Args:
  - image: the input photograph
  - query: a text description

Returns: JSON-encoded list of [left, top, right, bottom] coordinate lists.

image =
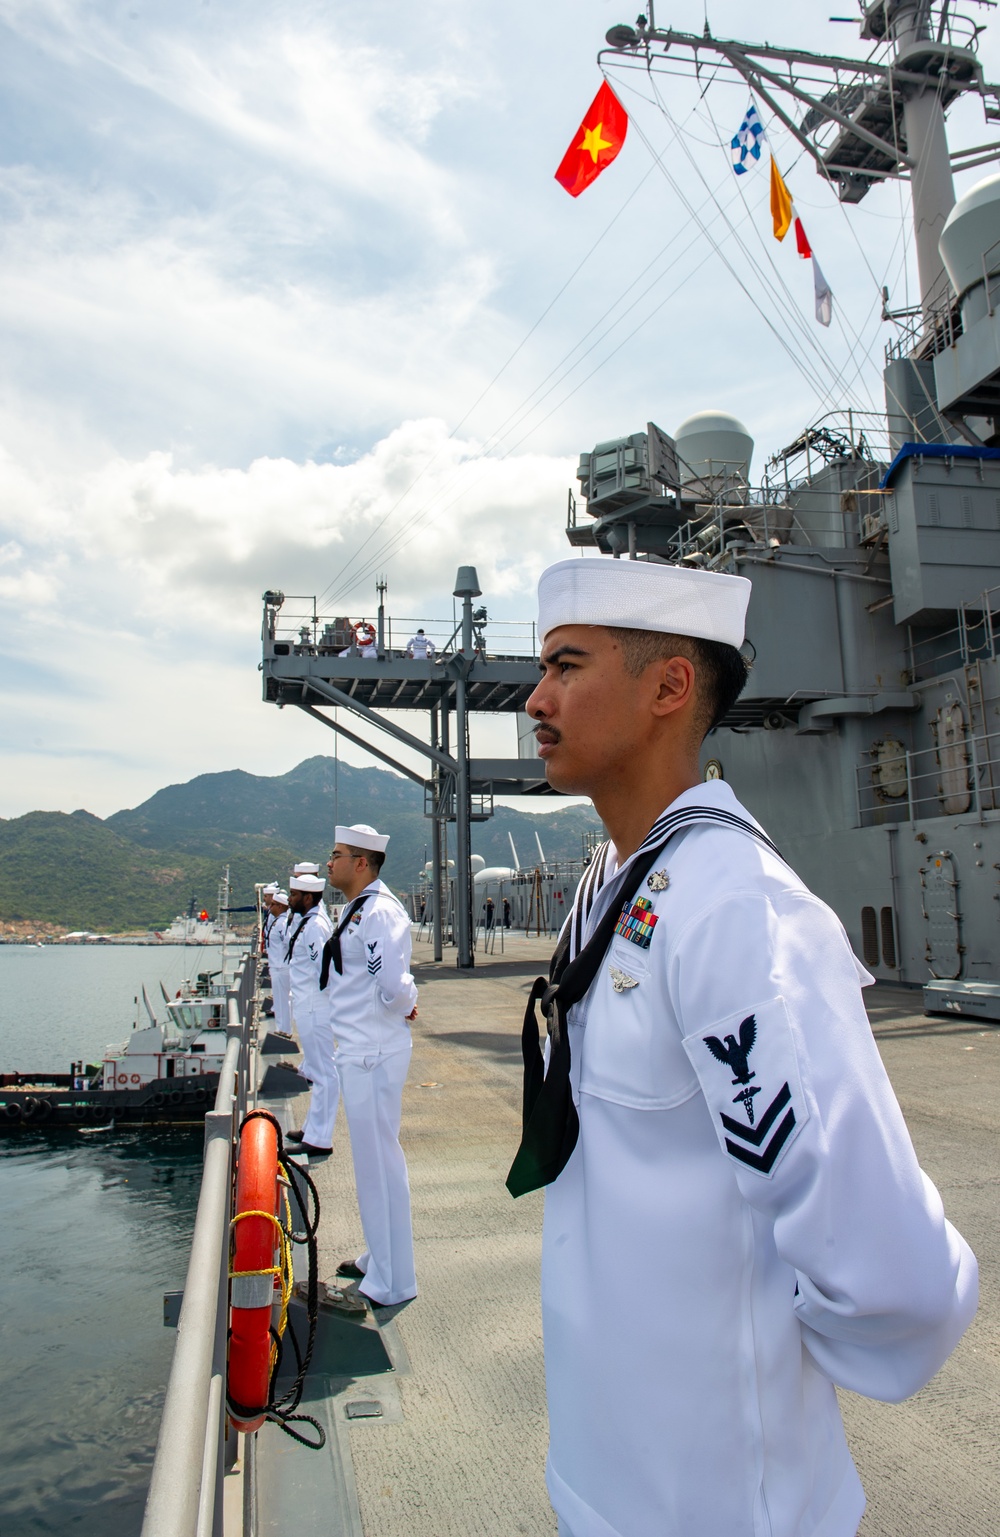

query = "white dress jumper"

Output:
[[285, 904, 338, 1144], [327, 879, 418, 1306], [265, 912, 292, 1038], [543, 781, 977, 1537]]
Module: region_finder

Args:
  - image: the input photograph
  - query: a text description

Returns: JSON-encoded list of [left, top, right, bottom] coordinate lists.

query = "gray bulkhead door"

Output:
[[919, 853, 963, 980]]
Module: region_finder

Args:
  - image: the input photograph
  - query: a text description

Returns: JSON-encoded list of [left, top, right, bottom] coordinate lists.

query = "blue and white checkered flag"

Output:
[[731, 102, 764, 175]]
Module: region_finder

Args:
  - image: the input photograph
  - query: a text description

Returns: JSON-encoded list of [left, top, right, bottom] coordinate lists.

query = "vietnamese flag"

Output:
[[555, 80, 628, 197]]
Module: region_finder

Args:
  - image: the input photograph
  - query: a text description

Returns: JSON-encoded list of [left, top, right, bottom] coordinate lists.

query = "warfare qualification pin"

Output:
[[609, 966, 640, 993], [647, 869, 669, 892]]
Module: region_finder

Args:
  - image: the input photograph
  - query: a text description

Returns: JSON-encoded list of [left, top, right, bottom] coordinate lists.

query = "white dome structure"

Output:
[[939, 173, 1000, 302], [674, 410, 754, 489]]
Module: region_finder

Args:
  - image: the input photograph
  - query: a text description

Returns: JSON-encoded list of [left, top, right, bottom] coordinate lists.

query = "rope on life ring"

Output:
[[227, 1111, 326, 1449], [354, 620, 376, 649]]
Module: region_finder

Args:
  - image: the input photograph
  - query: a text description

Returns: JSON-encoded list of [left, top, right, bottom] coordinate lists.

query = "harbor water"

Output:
[[0, 944, 225, 1536]]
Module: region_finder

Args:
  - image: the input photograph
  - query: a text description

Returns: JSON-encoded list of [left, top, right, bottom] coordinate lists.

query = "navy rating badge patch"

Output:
[[690, 996, 807, 1177]]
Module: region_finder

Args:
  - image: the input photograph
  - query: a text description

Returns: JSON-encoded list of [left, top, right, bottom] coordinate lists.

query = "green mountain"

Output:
[[0, 758, 601, 932]]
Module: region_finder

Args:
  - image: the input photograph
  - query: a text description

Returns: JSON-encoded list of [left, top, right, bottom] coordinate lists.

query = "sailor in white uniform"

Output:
[[264, 889, 291, 1036], [507, 556, 978, 1537], [283, 873, 336, 1154], [406, 628, 435, 659], [323, 823, 418, 1307]]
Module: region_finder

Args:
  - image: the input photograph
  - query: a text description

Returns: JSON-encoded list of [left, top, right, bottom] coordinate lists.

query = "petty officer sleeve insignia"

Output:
[[366, 939, 382, 976], [685, 997, 808, 1177]]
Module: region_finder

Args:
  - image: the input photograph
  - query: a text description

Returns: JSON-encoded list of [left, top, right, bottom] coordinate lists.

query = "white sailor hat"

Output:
[[271, 888, 289, 903], [290, 874, 326, 893], [537, 557, 751, 650], [292, 862, 320, 876], [261, 882, 278, 895], [335, 823, 390, 854]]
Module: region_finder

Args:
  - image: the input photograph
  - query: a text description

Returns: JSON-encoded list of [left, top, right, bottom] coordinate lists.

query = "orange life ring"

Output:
[[354, 620, 376, 648], [130, 1073, 141, 1084], [228, 1115, 280, 1433]]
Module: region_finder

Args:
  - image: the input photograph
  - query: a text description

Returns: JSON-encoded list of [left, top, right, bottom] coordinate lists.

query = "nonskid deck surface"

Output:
[[256, 942, 999, 1537]]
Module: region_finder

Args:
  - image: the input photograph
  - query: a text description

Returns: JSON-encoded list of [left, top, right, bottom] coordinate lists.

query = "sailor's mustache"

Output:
[[534, 725, 561, 745]]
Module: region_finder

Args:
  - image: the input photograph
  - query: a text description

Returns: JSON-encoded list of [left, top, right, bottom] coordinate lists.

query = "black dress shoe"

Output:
[[336, 1260, 365, 1280], [295, 1142, 333, 1156], [285, 1129, 305, 1142]]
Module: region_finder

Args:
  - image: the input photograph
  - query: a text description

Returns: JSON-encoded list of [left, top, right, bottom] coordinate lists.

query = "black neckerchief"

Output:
[[284, 904, 320, 964], [506, 807, 782, 1199], [320, 893, 372, 989]]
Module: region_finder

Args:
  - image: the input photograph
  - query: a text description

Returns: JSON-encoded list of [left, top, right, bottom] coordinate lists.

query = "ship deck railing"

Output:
[[856, 727, 1000, 827], [264, 597, 538, 661], [909, 583, 1000, 679], [141, 949, 259, 1537]]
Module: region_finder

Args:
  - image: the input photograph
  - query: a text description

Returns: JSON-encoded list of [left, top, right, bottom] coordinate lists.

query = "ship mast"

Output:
[[601, 0, 1000, 323]]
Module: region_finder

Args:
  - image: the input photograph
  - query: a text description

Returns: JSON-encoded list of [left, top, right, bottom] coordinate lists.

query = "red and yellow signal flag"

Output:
[[555, 80, 628, 197], [770, 156, 793, 241]]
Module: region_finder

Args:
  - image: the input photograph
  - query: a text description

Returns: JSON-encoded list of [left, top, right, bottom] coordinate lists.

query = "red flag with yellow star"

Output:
[[555, 80, 628, 197]]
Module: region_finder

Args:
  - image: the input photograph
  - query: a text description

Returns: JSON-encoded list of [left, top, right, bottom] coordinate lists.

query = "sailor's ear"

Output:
[[649, 654, 696, 718]]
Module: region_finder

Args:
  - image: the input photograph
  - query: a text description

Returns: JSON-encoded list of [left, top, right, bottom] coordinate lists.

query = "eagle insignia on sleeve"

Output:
[[700, 1007, 800, 1176], [366, 940, 382, 976]]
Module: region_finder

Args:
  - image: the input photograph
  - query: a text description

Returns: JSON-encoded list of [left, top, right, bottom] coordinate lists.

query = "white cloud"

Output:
[[1, 0, 999, 817]]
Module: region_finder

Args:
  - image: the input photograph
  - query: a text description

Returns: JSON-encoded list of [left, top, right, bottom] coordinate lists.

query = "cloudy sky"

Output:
[[2, 0, 999, 818]]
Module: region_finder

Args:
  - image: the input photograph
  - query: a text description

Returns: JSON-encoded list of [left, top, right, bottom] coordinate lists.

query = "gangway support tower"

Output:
[[260, 567, 546, 968]]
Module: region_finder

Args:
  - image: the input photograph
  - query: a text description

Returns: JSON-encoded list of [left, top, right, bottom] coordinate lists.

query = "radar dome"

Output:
[[939, 173, 1000, 300], [674, 410, 754, 487], [470, 854, 486, 874]]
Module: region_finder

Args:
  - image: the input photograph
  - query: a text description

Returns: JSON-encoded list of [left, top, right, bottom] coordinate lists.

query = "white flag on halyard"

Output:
[[813, 255, 833, 326]]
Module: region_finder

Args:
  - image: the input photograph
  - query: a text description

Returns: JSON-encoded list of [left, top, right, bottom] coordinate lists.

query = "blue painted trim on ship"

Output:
[[879, 441, 1000, 489]]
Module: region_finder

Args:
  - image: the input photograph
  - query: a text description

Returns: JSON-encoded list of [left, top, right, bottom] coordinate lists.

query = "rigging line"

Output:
[[681, 79, 885, 418], [328, 248, 719, 599], [458, 101, 699, 456], [689, 85, 879, 415], [462, 181, 762, 465], [620, 69, 849, 402], [623, 120, 835, 406], [698, 89, 885, 416], [617, 79, 841, 405], [324, 141, 737, 607], [313, 160, 659, 609], [326, 142, 825, 606]]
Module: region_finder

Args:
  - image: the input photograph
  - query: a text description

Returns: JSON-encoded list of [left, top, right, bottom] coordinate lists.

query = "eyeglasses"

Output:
[[328, 852, 352, 861]]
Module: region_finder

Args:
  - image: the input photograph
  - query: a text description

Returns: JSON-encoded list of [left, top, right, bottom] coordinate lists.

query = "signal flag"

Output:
[[555, 80, 628, 198], [770, 157, 793, 241]]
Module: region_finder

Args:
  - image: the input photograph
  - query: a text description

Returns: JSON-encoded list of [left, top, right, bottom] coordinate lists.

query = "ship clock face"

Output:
[[704, 759, 723, 781]]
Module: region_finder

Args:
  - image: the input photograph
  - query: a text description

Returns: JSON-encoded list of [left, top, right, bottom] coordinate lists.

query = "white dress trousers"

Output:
[[337, 1043, 416, 1305]]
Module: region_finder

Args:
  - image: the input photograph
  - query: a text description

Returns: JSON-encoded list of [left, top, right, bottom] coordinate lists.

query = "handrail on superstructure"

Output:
[[141, 946, 260, 1537]]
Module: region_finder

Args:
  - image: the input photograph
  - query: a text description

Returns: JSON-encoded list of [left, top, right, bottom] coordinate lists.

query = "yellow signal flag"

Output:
[[770, 157, 793, 242]]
